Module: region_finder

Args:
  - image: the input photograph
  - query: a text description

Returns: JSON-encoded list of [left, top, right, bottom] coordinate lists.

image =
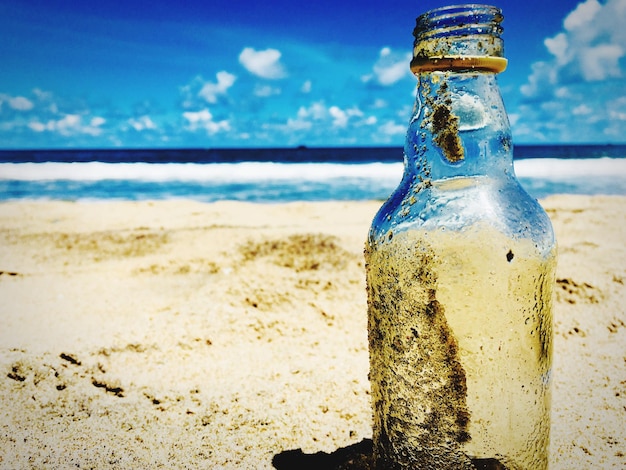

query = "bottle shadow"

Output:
[[272, 438, 373, 469], [273, 439, 509, 469]]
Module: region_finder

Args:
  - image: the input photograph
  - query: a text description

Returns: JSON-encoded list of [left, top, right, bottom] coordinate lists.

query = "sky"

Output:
[[1, 0, 625, 149]]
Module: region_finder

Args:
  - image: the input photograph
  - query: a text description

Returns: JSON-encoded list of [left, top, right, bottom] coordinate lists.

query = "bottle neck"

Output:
[[404, 70, 513, 184]]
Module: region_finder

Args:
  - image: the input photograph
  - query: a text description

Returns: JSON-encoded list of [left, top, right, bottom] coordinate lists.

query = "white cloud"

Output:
[[239, 47, 286, 79], [329, 106, 348, 128], [364, 116, 377, 125], [564, 0, 602, 31], [293, 102, 365, 129], [285, 117, 312, 131], [56, 115, 84, 134], [520, 61, 555, 98], [572, 104, 592, 115], [371, 99, 388, 109], [254, 84, 281, 97], [1, 93, 35, 112], [525, 0, 626, 92], [301, 80, 312, 93], [90, 116, 106, 127], [9, 96, 34, 111], [544, 33, 569, 65], [329, 105, 363, 128], [183, 108, 230, 134], [579, 43, 624, 81], [198, 71, 236, 103], [515, 0, 626, 142], [608, 96, 626, 118], [32, 88, 52, 101], [0, 89, 105, 141], [266, 102, 374, 141], [27, 121, 46, 132], [82, 120, 105, 136], [128, 116, 156, 131], [28, 113, 105, 136], [379, 120, 405, 136], [297, 101, 328, 121], [370, 47, 412, 86], [514, 77, 626, 142]]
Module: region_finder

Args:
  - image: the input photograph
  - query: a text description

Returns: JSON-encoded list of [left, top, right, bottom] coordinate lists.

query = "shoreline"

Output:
[[1, 195, 624, 468]]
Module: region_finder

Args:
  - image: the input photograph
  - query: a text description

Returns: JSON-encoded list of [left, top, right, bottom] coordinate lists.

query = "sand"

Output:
[[0, 195, 624, 469]]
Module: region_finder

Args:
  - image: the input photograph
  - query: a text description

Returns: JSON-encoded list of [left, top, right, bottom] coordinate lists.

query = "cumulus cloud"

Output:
[[0, 89, 116, 146], [523, 0, 626, 97], [284, 117, 313, 131], [239, 47, 287, 79], [28, 115, 77, 134], [198, 71, 237, 104], [28, 113, 105, 136], [564, 0, 603, 30], [579, 43, 624, 81], [379, 120, 406, 137], [296, 101, 328, 121], [128, 116, 156, 131], [371, 99, 388, 109], [183, 108, 230, 135], [8, 96, 34, 111], [328, 105, 363, 128], [292, 102, 366, 129], [515, 0, 626, 142], [267, 101, 375, 142], [364, 116, 377, 125], [90, 117, 106, 127], [301, 80, 312, 93], [0, 93, 36, 112], [328, 106, 348, 127], [254, 84, 281, 97], [364, 47, 412, 86], [572, 104, 593, 115]]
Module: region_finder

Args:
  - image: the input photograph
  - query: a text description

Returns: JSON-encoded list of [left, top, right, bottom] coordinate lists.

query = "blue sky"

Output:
[[1, 0, 625, 148]]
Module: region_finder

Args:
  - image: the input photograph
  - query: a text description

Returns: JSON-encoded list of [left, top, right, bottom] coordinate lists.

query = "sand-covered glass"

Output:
[[365, 5, 557, 469]]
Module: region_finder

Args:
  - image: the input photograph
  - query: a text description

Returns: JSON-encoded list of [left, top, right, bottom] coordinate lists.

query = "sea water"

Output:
[[0, 146, 624, 201]]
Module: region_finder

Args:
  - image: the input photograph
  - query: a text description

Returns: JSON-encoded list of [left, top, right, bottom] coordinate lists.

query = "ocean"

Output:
[[0, 145, 625, 202]]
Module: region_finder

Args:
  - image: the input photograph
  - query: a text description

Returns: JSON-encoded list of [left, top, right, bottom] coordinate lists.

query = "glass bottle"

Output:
[[365, 5, 556, 470]]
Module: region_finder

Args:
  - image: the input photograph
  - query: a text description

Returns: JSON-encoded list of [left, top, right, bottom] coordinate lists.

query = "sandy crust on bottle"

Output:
[[366, 226, 556, 469]]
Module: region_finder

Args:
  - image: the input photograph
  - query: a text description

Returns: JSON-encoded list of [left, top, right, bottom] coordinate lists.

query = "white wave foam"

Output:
[[513, 157, 626, 179], [0, 158, 624, 183], [0, 161, 403, 182]]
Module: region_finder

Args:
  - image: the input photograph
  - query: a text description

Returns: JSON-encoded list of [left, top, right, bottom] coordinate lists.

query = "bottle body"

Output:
[[366, 179, 556, 469], [365, 6, 556, 469]]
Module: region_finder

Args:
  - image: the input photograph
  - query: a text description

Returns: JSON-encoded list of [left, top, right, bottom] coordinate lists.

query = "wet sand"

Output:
[[0, 196, 624, 468]]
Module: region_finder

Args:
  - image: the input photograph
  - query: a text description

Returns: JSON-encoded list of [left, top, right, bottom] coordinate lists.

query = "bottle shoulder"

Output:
[[369, 175, 555, 254]]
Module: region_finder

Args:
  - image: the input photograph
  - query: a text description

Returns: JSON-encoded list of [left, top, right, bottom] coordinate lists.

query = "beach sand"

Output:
[[0, 195, 624, 469]]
